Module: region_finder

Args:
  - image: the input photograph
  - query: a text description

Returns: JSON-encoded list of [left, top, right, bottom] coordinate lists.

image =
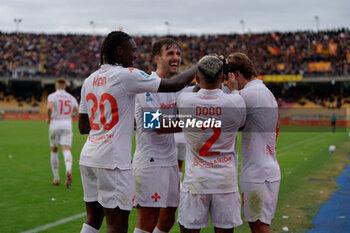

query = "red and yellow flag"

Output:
[[316, 43, 323, 54], [267, 45, 280, 55], [328, 42, 337, 55]]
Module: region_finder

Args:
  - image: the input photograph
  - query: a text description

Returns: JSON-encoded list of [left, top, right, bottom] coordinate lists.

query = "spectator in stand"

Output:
[[0, 29, 349, 77]]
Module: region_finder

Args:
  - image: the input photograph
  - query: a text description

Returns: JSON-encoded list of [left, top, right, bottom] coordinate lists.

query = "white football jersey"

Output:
[[174, 85, 195, 144], [79, 64, 161, 170], [239, 79, 281, 183], [133, 72, 178, 168], [177, 89, 246, 194], [47, 90, 78, 131]]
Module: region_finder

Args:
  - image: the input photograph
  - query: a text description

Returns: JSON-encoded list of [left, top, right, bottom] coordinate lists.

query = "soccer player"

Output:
[[331, 113, 336, 132], [177, 56, 246, 233], [78, 32, 197, 233], [46, 77, 79, 188], [133, 38, 184, 233], [226, 52, 281, 233]]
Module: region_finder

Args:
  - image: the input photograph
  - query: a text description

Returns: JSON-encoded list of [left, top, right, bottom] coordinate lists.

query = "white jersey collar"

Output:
[[198, 88, 223, 96], [100, 63, 121, 69], [244, 78, 262, 89]]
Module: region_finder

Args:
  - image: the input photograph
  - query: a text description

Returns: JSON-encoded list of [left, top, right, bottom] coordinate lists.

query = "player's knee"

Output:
[[157, 219, 175, 232], [137, 214, 158, 231], [158, 216, 175, 231], [62, 146, 71, 151], [248, 220, 270, 233]]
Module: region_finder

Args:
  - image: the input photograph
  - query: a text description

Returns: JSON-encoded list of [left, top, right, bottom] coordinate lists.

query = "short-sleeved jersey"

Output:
[[174, 85, 195, 144], [79, 64, 161, 170], [133, 72, 178, 168], [177, 89, 246, 194], [239, 79, 281, 183], [47, 90, 78, 131]]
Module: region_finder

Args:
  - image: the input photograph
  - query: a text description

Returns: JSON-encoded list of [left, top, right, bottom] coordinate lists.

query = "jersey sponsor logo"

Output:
[[143, 110, 161, 129], [139, 71, 150, 79], [52, 115, 71, 121], [92, 76, 106, 86], [145, 92, 153, 102], [193, 155, 232, 168], [88, 134, 114, 144], [160, 102, 176, 109], [128, 67, 134, 72]]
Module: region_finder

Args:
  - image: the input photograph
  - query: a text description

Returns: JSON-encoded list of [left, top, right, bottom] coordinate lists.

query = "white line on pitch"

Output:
[[21, 212, 86, 233], [277, 133, 326, 153]]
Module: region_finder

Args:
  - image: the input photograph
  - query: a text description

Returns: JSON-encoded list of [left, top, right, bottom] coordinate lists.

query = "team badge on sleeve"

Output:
[[143, 110, 161, 129]]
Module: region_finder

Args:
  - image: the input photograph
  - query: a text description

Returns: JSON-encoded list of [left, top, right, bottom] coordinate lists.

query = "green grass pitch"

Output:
[[0, 120, 348, 233]]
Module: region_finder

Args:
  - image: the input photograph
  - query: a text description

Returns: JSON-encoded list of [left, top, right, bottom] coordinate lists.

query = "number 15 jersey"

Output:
[[48, 90, 78, 131], [79, 64, 161, 170]]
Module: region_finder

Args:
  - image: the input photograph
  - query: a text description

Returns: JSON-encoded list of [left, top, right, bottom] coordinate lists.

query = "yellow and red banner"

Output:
[[316, 43, 323, 54], [315, 42, 337, 55], [258, 74, 303, 82], [328, 42, 337, 55], [308, 62, 331, 72]]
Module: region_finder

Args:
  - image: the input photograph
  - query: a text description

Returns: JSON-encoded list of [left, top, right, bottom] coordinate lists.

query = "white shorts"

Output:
[[176, 142, 186, 161], [240, 181, 280, 224], [178, 191, 242, 229], [80, 165, 135, 211], [49, 129, 72, 147], [133, 165, 180, 208]]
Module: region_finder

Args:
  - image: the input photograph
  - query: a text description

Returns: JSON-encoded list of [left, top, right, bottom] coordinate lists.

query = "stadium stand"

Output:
[[0, 28, 349, 77], [0, 29, 349, 124]]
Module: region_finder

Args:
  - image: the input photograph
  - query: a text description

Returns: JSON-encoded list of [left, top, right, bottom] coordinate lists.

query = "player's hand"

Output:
[[46, 117, 51, 124], [227, 72, 238, 91]]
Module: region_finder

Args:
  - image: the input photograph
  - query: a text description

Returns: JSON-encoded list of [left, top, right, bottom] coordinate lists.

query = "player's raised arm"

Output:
[[78, 113, 90, 134], [157, 65, 197, 92]]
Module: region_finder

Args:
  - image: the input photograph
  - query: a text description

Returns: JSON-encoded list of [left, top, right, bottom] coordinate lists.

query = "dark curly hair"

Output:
[[100, 31, 132, 65]]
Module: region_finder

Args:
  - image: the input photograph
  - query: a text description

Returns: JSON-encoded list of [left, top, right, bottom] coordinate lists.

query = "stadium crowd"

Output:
[[0, 28, 349, 78]]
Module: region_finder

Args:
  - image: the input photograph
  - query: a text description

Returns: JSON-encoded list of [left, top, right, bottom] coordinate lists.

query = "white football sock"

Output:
[[50, 151, 59, 180], [152, 226, 168, 233], [134, 228, 150, 233], [62, 150, 73, 173], [80, 223, 99, 233]]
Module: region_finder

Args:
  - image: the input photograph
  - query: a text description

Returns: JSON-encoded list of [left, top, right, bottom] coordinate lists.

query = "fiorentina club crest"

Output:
[[152, 192, 160, 202]]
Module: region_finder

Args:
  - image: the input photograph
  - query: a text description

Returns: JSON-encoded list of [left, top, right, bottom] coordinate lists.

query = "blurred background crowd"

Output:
[[1, 28, 349, 78]]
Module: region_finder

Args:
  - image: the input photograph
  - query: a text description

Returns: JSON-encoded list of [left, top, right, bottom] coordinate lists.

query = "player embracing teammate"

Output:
[[78, 32, 197, 233], [77, 30, 280, 233], [176, 53, 280, 233]]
